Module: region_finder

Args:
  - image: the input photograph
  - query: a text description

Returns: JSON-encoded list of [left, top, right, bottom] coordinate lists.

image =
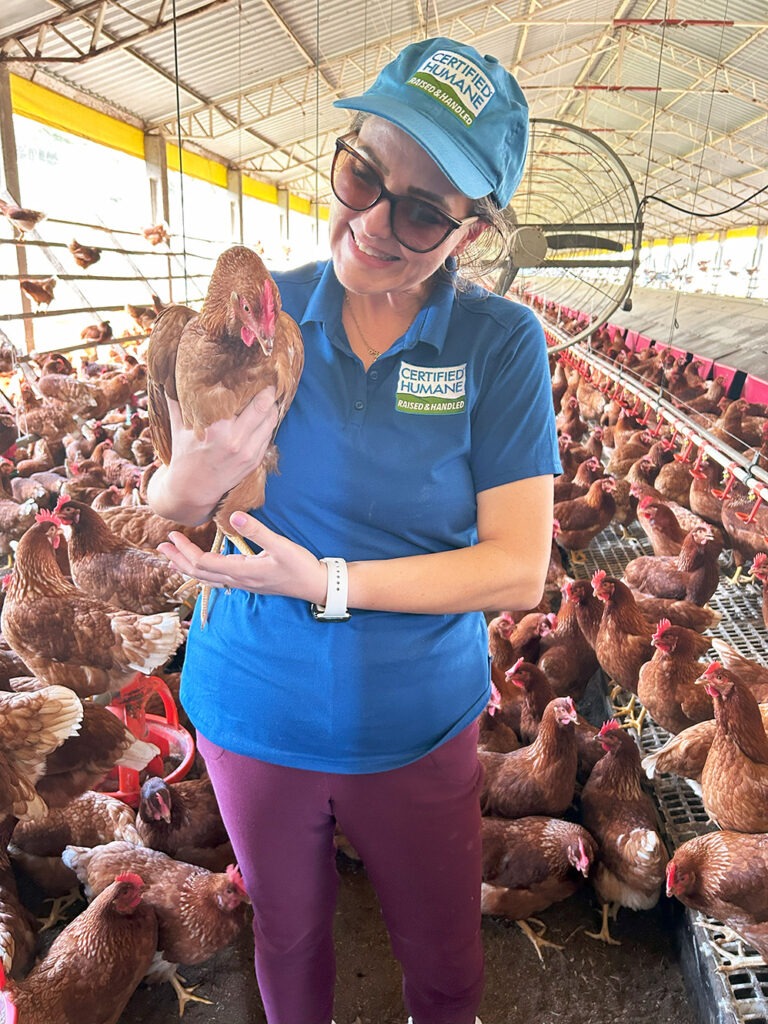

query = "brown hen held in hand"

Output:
[[147, 245, 304, 536]]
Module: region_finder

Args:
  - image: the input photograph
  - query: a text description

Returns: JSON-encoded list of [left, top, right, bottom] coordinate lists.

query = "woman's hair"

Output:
[[345, 113, 514, 291]]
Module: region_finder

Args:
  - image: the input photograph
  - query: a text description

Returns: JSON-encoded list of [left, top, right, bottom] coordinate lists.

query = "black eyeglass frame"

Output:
[[330, 136, 479, 254]]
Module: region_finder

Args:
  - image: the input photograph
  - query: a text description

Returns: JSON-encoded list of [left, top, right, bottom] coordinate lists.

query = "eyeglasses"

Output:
[[330, 136, 478, 254]]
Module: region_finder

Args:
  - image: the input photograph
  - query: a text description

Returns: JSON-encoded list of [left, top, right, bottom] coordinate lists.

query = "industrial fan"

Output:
[[495, 119, 642, 348]]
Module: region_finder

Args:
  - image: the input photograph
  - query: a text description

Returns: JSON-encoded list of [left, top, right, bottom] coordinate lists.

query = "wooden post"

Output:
[[0, 66, 35, 354]]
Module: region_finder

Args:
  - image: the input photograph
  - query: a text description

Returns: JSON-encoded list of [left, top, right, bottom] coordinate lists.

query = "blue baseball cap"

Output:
[[333, 37, 529, 209]]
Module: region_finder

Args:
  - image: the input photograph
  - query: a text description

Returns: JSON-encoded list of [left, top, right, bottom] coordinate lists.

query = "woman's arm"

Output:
[[146, 388, 279, 525], [157, 474, 554, 615]]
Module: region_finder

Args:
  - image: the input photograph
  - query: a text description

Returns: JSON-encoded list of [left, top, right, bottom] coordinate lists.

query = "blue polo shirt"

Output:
[[180, 260, 560, 773]]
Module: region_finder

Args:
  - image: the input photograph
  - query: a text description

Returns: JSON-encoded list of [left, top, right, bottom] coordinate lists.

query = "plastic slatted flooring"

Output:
[[569, 521, 768, 1024]]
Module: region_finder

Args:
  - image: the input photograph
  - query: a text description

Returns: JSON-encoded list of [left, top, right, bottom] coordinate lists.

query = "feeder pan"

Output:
[[98, 673, 195, 808]]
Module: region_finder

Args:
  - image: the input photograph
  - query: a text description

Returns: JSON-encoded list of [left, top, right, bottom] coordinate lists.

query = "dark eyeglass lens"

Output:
[[333, 145, 455, 252], [333, 148, 380, 209]]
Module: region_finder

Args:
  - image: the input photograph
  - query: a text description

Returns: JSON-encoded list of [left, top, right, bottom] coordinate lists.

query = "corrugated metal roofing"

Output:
[[0, 0, 765, 239]]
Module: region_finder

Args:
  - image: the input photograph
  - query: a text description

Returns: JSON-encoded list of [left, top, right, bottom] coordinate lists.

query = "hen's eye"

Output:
[[243, 303, 250, 313]]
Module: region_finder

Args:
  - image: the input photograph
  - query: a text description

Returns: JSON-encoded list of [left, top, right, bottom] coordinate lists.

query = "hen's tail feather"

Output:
[[110, 611, 184, 674]]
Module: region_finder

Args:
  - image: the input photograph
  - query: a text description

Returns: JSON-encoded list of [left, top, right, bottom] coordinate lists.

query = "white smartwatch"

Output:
[[311, 557, 351, 622]]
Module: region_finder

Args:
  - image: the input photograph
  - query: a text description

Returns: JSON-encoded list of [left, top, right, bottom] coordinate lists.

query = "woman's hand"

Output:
[[158, 510, 328, 604], [147, 388, 279, 524]]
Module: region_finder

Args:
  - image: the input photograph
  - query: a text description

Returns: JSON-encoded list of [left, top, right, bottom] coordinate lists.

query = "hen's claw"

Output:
[[169, 970, 213, 1017]]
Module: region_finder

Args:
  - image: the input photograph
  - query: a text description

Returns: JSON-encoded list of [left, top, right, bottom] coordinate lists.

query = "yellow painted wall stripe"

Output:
[[10, 74, 145, 158], [166, 142, 228, 187]]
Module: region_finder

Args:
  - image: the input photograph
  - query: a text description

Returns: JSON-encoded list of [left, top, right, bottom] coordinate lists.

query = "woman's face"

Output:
[[329, 116, 482, 300]]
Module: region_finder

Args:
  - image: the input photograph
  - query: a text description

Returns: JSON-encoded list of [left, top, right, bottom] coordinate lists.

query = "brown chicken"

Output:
[[0, 684, 83, 821], [721, 485, 768, 583], [126, 296, 163, 333], [54, 497, 189, 615], [487, 611, 554, 691], [3, 873, 158, 1024], [622, 525, 722, 605], [580, 721, 667, 944], [480, 815, 597, 960], [0, 816, 37, 978], [553, 455, 604, 503], [9, 790, 142, 906], [0, 497, 38, 563], [711, 638, 768, 698], [35, 697, 160, 808], [636, 495, 687, 556], [62, 841, 250, 1013], [478, 696, 579, 819], [698, 661, 768, 832], [753, 553, 768, 628], [563, 577, 603, 650], [80, 320, 113, 343], [636, 618, 713, 734], [591, 570, 654, 706], [0, 199, 45, 236], [20, 277, 56, 307], [143, 223, 170, 246], [68, 238, 101, 268], [99, 502, 216, 552], [553, 476, 616, 558], [504, 659, 602, 777], [667, 831, 768, 963], [147, 245, 304, 546], [1, 518, 184, 697], [477, 683, 522, 753], [537, 584, 600, 700], [136, 774, 233, 871], [630, 591, 721, 634]]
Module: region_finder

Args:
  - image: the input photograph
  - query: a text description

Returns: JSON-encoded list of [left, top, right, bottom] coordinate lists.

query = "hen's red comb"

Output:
[[638, 495, 656, 510], [54, 494, 71, 513], [35, 508, 61, 525], [598, 719, 621, 736], [591, 569, 607, 588], [652, 618, 672, 642], [702, 661, 722, 677], [1, 573, 13, 590], [753, 553, 767, 569]]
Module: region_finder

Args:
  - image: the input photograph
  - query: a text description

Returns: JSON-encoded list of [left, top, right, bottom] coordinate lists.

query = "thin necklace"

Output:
[[344, 295, 381, 362]]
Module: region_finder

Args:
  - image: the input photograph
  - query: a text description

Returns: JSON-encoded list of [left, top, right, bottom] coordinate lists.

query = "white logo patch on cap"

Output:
[[407, 50, 495, 127]]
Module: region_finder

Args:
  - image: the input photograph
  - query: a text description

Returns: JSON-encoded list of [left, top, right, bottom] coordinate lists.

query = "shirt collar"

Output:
[[301, 260, 457, 355]]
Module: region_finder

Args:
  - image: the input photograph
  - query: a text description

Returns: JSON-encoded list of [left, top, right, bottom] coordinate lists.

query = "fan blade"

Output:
[[545, 233, 624, 252]]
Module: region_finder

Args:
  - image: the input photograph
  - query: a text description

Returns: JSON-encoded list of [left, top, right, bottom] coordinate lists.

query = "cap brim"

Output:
[[334, 94, 495, 201]]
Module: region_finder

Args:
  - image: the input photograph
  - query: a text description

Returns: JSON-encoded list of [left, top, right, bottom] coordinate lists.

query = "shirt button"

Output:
[[354, 400, 364, 410], [369, 370, 379, 380]]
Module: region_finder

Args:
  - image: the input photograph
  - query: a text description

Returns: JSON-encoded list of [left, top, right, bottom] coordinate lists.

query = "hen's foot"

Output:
[[584, 902, 621, 945], [37, 888, 82, 929], [726, 565, 753, 586], [515, 917, 564, 963], [169, 970, 213, 1017], [567, 549, 587, 565]]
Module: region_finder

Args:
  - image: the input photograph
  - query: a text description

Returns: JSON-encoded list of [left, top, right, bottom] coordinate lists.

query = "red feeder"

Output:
[[99, 673, 195, 808]]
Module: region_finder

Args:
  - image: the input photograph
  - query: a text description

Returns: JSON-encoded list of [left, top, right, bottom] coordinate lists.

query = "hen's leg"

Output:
[[37, 888, 82, 930], [168, 970, 213, 1016], [584, 901, 621, 945], [515, 917, 564, 963]]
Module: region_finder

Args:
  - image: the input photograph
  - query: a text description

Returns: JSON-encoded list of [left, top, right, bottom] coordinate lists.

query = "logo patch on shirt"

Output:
[[395, 362, 467, 415], [407, 50, 495, 127]]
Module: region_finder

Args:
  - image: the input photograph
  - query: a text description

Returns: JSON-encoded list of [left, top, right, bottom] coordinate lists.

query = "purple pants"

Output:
[[197, 723, 484, 1024]]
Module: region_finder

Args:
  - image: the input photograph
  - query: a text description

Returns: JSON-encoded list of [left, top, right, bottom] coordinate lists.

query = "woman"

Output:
[[149, 36, 560, 1024]]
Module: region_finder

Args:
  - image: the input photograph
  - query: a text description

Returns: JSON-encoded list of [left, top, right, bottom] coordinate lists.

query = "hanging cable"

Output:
[[171, 0, 189, 303]]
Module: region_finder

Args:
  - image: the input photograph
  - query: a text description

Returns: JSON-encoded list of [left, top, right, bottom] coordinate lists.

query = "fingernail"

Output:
[[231, 512, 248, 529]]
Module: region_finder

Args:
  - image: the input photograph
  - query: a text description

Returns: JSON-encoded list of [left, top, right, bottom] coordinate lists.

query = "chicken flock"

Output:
[[0, 260, 766, 1021]]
